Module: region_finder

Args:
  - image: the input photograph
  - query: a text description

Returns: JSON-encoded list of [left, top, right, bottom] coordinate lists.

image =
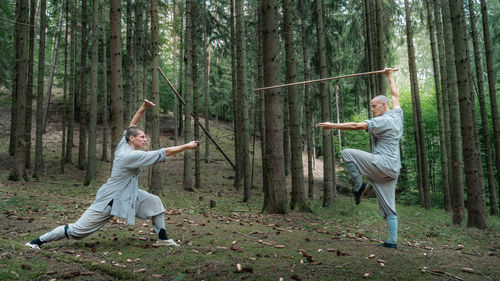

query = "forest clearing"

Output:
[[2, 0, 500, 280]]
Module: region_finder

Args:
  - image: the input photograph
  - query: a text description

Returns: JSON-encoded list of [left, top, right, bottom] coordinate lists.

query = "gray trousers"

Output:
[[342, 148, 398, 218], [40, 191, 166, 243]]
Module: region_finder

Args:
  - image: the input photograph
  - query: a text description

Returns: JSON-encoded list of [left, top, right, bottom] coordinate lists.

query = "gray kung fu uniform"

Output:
[[342, 108, 403, 218], [40, 131, 167, 243]]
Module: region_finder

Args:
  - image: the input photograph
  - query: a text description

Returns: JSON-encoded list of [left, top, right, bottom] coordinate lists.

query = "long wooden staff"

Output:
[[254, 68, 399, 92], [158, 67, 236, 170]]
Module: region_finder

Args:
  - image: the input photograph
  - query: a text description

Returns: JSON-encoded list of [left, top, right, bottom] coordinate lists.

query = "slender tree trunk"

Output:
[[150, 0, 163, 194], [375, 0, 385, 93], [183, 0, 194, 191], [441, 0, 465, 224], [123, 0, 133, 124], [480, 0, 500, 212], [285, 0, 309, 212], [449, 0, 487, 228], [34, 0, 48, 178], [84, 0, 99, 186], [231, 0, 242, 190], [66, 0, 77, 163], [433, 0, 452, 211], [368, 0, 378, 95], [173, 0, 179, 146], [110, 0, 124, 161], [10, 0, 28, 181], [315, 0, 335, 207], [236, 0, 251, 201], [406, 0, 430, 209], [283, 90, 291, 176], [9, 0, 18, 158], [61, 0, 69, 172], [301, 0, 314, 199], [192, 1, 201, 189], [262, 0, 287, 214], [26, 0, 36, 170], [135, 0, 145, 131], [425, 0, 450, 212], [203, 1, 211, 162], [77, 0, 88, 170], [101, 4, 109, 162], [468, 0, 498, 215]]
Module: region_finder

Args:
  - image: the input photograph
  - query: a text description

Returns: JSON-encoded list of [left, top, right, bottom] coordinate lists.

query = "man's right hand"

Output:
[[185, 141, 199, 150]]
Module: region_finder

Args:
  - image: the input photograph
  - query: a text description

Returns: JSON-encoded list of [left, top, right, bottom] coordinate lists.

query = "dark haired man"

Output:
[[26, 100, 198, 249], [316, 69, 402, 249]]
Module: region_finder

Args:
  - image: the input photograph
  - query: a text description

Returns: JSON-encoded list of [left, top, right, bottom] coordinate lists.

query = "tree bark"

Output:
[[193, 1, 201, 189], [432, 0, 452, 212], [173, 0, 179, 146], [375, 0, 385, 93], [123, 0, 133, 124], [262, 0, 287, 214], [10, 0, 29, 181], [77, 0, 88, 170], [110, 0, 124, 161], [66, 0, 77, 163], [61, 0, 69, 172], [468, 0, 498, 215], [315, 0, 335, 207], [34, 0, 48, 178], [406, 0, 430, 209], [449, 0, 487, 228], [84, 0, 99, 186], [480, 0, 500, 212], [101, 3, 109, 162], [26, 0, 36, 170], [236, 0, 251, 201], [285, 0, 309, 212], [183, 0, 194, 191], [231, 0, 242, 190]]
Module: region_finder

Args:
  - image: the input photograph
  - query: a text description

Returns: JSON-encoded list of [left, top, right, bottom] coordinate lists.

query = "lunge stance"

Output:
[[316, 68, 402, 249], [26, 100, 199, 249]]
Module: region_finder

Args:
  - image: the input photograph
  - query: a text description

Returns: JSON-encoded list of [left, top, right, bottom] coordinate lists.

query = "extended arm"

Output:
[[129, 99, 155, 127], [165, 141, 199, 157], [315, 122, 368, 131], [385, 68, 400, 109]]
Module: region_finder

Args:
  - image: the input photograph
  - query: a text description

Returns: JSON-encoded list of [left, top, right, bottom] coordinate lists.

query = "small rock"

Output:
[[363, 272, 372, 278], [462, 267, 474, 273]]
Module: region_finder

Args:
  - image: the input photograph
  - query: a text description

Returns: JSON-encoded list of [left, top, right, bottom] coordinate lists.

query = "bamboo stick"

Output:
[[254, 68, 399, 92]]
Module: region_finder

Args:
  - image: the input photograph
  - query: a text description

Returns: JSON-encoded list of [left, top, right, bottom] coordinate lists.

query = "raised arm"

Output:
[[385, 68, 400, 109], [316, 122, 368, 131], [165, 141, 199, 157], [130, 99, 155, 127]]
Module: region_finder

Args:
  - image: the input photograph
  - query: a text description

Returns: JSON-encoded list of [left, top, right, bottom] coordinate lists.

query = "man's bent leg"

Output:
[[66, 206, 112, 240], [341, 149, 363, 192]]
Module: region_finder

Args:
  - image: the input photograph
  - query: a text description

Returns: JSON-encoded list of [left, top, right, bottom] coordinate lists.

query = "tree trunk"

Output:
[[405, 0, 430, 209], [66, 0, 77, 163], [236, 0, 251, 201], [150, 0, 163, 194], [10, 0, 28, 181], [110, 0, 124, 161], [301, 0, 314, 199], [123, 0, 133, 124], [285, 0, 309, 212], [283, 91, 291, 176], [231, 0, 242, 190], [262, 0, 287, 214], [203, 1, 210, 162], [173, 0, 179, 146], [77, 0, 88, 170], [468, 0, 498, 215], [315, 0, 335, 207], [432, 0, 452, 212], [34, 0, 48, 178], [84, 0, 99, 186], [192, 1, 201, 189], [26, 0, 36, 170], [101, 4, 109, 162], [441, 0, 465, 224], [480, 0, 500, 212], [375, 0, 385, 93], [183, 0, 194, 191], [61, 0, 69, 172], [449, 0, 487, 228], [425, 0, 450, 212], [135, 0, 145, 131]]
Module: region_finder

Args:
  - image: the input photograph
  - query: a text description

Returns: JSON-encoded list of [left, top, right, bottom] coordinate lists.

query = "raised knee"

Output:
[[341, 149, 353, 161]]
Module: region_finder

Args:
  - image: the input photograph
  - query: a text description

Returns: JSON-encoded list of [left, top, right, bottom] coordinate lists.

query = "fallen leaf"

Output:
[[81, 271, 95, 276], [455, 245, 464, 250], [462, 267, 474, 273], [363, 272, 371, 278], [133, 268, 146, 273], [274, 245, 285, 249], [21, 264, 31, 270], [368, 254, 375, 258], [377, 259, 387, 264], [230, 246, 244, 253], [236, 264, 242, 272]]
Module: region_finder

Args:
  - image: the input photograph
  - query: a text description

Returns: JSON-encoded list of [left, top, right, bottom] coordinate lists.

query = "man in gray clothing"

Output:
[[316, 68, 402, 249], [26, 100, 199, 249]]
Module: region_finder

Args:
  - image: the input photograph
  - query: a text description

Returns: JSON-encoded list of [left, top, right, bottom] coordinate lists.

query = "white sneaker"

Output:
[[157, 239, 180, 247], [25, 242, 40, 250]]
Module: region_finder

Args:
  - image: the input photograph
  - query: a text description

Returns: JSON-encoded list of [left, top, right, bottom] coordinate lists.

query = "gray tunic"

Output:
[[342, 108, 403, 218], [365, 107, 404, 178], [88, 131, 167, 225]]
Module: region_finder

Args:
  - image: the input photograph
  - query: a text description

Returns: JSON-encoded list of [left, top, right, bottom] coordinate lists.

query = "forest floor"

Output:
[[0, 99, 499, 280]]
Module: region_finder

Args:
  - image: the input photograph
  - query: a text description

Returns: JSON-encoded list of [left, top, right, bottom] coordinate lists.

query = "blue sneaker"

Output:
[[378, 242, 397, 249], [354, 183, 368, 205]]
